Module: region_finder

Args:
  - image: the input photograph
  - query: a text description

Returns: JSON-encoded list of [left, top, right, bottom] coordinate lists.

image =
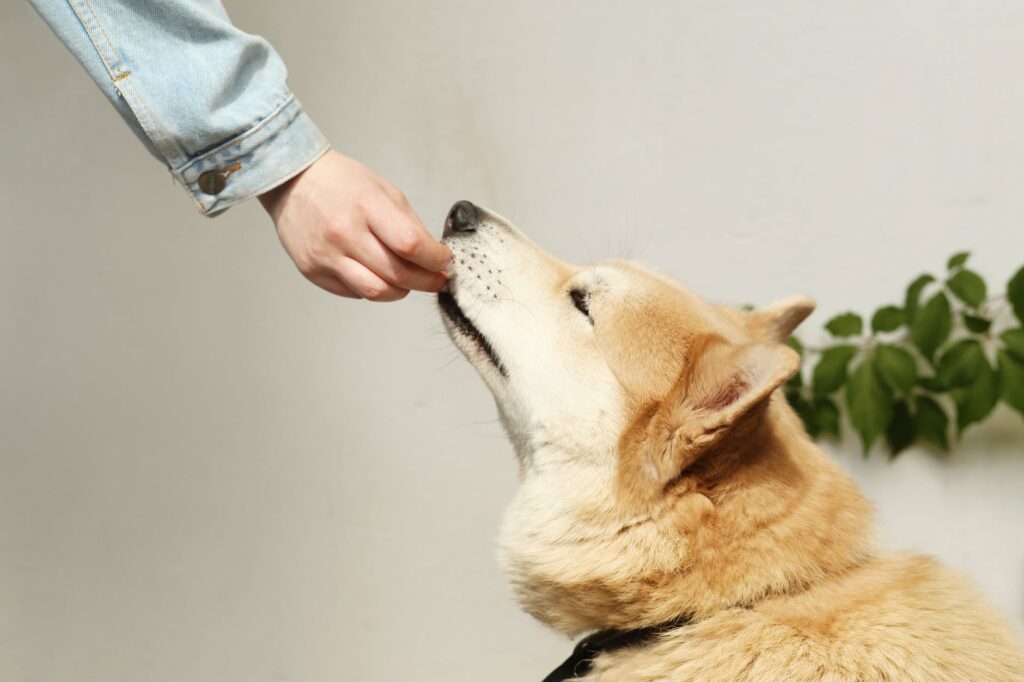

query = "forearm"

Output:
[[28, 0, 328, 215]]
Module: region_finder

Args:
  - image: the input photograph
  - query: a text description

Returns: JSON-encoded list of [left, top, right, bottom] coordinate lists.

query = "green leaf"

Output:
[[947, 251, 970, 270], [1001, 328, 1024, 362], [910, 292, 952, 362], [875, 344, 918, 394], [997, 350, 1024, 417], [871, 306, 905, 333], [916, 375, 947, 393], [946, 269, 987, 308], [812, 345, 858, 396], [787, 336, 804, 356], [904, 274, 935, 324], [936, 339, 986, 390], [886, 400, 916, 458], [1008, 266, 1024, 324], [846, 355, 894, 454], [963, 314, 991, 334], [825, 313, 863, 338], [950, 355, 999, 435], [810, 397, 841, 438], [914, 395, 950, 451], [785, 370, 803, 391]]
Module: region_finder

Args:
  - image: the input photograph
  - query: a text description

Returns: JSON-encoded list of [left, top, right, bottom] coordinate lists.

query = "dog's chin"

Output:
[[437, 291, 507, 377]]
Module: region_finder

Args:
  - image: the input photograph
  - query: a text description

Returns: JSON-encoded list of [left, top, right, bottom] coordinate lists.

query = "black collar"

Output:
[[542, 616, 692, 681]]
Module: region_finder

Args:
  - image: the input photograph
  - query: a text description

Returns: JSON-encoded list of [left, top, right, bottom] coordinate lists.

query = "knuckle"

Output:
[[393, 230, 421, 257], [323, 222, 347, 243], [301, 245, 324, 271], [360, 282, 387, 301]]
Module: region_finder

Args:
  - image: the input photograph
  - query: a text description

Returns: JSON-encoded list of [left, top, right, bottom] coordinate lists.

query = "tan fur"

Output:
[[438, 205, 1024, 680]]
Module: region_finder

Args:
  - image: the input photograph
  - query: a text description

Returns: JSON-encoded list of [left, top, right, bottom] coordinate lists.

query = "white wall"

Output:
[[2, 2, 1023, 680]]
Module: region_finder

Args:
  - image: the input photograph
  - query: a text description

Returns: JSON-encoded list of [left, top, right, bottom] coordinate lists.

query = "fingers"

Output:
[[266, 148, 450, 303], [363, 191, 452, 273], [375, 179, 412, 210], [308, 273, 359, 299], [350, 232, 447, 293], [334, 257, 410, 302]]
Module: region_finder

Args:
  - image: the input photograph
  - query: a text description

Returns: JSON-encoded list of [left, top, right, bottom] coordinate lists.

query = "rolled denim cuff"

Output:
[[173, 95, 329, 216]]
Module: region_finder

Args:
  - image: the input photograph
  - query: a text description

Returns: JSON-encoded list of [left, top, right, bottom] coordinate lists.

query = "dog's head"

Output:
[[439, 202, 867, 633]]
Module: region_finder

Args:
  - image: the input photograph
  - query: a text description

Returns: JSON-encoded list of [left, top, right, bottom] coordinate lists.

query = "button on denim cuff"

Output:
[[175, 96, 330, 216]]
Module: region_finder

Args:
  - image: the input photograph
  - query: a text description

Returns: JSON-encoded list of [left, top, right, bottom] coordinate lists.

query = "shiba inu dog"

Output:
[[437, 201, 1024, 681]]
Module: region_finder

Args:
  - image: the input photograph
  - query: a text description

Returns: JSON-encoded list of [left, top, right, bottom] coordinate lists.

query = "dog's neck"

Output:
[[504, 399, 877, 635]]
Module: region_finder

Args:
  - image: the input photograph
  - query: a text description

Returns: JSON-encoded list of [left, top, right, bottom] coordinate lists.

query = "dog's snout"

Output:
[[444, 200, 479, 237]]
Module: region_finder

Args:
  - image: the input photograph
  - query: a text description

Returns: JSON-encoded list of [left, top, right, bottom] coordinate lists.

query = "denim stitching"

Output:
[[70, 0, 186, 163], [173, 93, 296, 176], [65, 0, 117, 74]]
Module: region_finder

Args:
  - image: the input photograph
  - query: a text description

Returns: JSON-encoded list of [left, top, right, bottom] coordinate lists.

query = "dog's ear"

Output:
[[624, 335, 800, 488], [747, 296, 815, 343]]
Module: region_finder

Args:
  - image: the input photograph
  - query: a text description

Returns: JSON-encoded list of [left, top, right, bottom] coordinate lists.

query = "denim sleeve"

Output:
[[28, 0, 330, 215]]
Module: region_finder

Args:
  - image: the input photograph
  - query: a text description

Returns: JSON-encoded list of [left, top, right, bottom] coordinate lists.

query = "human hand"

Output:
[[259, 150, 451, 300]]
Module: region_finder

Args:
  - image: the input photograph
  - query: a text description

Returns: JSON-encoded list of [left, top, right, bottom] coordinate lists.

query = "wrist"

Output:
[[258, 163, 306, 222]]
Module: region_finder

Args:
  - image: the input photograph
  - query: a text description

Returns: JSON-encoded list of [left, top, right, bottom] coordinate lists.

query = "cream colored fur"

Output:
[[438, 205, 1024, 681]]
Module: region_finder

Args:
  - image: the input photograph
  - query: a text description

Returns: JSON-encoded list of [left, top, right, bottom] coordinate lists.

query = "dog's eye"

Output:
[[569, 288, 593, 323]]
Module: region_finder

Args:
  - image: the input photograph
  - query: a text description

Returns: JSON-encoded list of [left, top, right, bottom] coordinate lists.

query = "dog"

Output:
[[437, 201, 1024, 681]]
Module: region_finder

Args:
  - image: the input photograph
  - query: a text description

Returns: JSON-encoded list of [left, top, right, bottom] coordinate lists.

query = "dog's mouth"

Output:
[[437, 291, 507, 377]]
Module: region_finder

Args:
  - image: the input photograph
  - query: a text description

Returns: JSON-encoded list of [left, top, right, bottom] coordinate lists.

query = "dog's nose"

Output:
[[444, 200, 479, 236]]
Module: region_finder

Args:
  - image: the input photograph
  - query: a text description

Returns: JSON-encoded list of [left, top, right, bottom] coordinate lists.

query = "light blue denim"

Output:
[[28, 0, 330, 215]]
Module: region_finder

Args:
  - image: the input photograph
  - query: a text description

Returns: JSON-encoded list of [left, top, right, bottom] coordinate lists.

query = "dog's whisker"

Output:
[[434, 353, 466, 371]]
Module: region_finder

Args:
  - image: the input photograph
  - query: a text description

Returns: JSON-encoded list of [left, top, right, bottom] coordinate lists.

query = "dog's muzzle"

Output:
[[437, 199, 507, 376]]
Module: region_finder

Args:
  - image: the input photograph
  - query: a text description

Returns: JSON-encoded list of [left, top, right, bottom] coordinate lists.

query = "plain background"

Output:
[[3, 1, 1024, 680]]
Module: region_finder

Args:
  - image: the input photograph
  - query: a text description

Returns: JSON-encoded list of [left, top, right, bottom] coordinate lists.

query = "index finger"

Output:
[[366, 195, 452, 273]]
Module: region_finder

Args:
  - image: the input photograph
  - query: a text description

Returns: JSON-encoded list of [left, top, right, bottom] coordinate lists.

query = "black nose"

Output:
[[444, 200, 479, 237]]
